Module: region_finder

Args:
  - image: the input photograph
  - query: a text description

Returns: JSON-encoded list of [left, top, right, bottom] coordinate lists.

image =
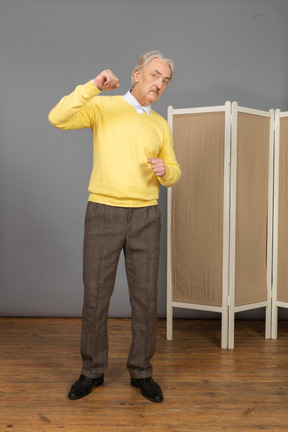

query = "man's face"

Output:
[[132, 58, 172, 106]]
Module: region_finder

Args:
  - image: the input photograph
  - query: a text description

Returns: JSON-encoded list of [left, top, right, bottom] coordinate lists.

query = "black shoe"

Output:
[[131, 377, 163, 402], [68, 374, 104, 400]]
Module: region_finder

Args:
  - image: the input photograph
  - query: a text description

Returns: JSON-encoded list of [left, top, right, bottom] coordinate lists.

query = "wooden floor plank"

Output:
[[0, 318, 287, 431]]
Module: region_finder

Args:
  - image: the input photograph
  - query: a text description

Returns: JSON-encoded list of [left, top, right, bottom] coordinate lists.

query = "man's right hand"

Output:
[[93, 70, 120, 91]]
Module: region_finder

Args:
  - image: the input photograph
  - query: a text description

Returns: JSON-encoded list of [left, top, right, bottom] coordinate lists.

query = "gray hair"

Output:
[[131, 51, 175, 87]]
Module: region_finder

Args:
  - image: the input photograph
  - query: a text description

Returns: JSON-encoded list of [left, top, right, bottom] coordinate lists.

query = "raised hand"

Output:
[[93, 69, 120, 91]]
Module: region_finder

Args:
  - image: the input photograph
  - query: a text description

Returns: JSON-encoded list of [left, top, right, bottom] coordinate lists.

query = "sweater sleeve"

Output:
[[158, 122, 181, 187], [48, 80, 101, 130]]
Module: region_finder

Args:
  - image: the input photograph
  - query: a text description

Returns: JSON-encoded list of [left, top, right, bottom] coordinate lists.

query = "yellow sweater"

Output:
[[49, 80, 181, 207]]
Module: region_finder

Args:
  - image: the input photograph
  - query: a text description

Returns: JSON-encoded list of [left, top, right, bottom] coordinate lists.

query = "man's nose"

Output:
[[156, 78, 164, 89]]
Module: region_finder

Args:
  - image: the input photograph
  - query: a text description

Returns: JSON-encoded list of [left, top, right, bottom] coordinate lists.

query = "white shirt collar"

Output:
[[122, 90, 151, 115]]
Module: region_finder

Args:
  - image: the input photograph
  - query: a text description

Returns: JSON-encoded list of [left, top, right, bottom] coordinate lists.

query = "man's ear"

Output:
[[134, 69, 141, 84]]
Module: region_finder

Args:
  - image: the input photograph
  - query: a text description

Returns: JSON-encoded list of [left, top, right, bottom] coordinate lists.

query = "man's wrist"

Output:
[[92, 79, 102, 91]]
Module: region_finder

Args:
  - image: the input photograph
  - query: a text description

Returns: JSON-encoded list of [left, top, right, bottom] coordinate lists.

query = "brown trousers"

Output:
[[80, 202, 161, 379]]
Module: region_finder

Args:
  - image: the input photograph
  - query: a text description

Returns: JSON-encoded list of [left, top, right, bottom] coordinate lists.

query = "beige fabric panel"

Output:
[[277, 117, 288, 302], [171, 112, 225, 306], [234, 113, 270, 306]]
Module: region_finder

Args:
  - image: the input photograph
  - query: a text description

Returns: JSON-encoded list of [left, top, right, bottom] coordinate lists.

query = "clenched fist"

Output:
[[148, 157, 166, 177], [93, 69, 120, 91]]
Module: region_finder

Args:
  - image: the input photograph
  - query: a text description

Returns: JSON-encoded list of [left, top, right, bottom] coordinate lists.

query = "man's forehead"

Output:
[[146, 59, 171, 78]]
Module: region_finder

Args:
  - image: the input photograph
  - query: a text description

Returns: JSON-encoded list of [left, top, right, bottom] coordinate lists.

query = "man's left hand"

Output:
[[148, 157, 166, 177]]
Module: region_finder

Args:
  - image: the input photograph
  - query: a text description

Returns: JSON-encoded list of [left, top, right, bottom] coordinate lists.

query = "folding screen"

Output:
[[167, 103, 231, 349], [272, 110, 288, 339], [228, 103, 274, 348], [167, 102, 274, 349]]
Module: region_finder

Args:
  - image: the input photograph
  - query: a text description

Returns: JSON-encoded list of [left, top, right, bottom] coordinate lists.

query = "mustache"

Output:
[[149, 87, 160, 95]]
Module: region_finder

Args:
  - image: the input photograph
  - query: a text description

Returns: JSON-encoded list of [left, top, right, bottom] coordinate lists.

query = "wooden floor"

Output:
[[0, 318, 287, 432]]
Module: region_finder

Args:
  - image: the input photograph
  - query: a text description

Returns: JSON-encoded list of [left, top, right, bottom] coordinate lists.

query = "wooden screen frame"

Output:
[[228, 103, 274, 348], [167, 102, 274, 349], [271, 110, 288, 339], [167, 103, 231, 349]]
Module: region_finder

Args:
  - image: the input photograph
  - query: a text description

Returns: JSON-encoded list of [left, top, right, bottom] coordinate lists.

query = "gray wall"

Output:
[[1, 0, 288, 318]]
